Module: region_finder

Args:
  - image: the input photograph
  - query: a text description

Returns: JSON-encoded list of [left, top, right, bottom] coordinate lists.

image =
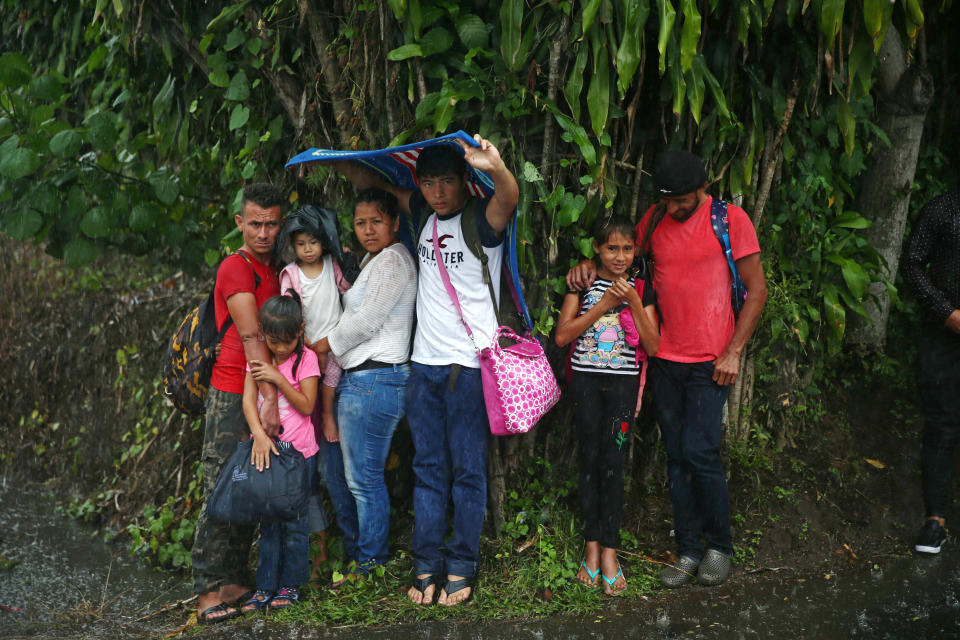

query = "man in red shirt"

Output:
[[193, 183, 284, 623], [567, 151, 767, 588]]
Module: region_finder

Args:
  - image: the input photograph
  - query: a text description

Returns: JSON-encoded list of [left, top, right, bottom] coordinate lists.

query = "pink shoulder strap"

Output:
[[332, 259, 350, 293], [432, 216, 476, 344]]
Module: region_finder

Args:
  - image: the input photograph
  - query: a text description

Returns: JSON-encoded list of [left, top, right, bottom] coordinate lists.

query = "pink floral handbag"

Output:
[[432, 217, 560, 435]]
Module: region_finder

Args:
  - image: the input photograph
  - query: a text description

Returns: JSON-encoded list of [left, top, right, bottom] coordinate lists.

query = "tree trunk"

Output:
[[723, 79, 798, 449], [487, 433, 523, 535], [846, 27, 934, 350], [724, 349, 756, 444], [487, 434, 506, 534]]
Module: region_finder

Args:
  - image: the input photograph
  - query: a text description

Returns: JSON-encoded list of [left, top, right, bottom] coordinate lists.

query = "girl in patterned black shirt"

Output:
[[555, 218, 659, 595]]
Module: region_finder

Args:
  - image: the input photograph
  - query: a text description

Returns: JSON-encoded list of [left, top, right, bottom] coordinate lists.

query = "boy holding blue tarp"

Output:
[[332, 133, 519, 606]]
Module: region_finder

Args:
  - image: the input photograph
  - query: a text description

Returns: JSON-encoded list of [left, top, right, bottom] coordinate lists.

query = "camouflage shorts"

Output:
[[199, 388, 251, 499], [191, 387, 255, 594]]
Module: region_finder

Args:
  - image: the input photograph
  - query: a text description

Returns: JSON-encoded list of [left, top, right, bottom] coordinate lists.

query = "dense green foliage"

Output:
[[2, 1, 957, 344], [0, 1, 295, 268]]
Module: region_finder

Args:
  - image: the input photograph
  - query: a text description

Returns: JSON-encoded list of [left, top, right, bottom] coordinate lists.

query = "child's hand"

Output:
[[250, 432, 279, 472], [306, 344, 328, 370], [609, 277, 639, 304], [249, 359, 283, 386], [322, 412, 339, 443], [305, 339, 322, 362], [598, 286, 623, 311]]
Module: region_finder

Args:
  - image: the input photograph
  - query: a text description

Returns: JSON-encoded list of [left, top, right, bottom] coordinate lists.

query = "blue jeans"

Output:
[[649, 358, 732, 560], [256, 454, 316, 592], [407, 363, 488, 579], [337, 364, 409, 568], [318, 435, 359, 562]]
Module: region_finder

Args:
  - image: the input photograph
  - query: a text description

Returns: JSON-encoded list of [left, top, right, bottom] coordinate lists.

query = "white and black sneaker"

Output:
[[915, 519, 947, 554]]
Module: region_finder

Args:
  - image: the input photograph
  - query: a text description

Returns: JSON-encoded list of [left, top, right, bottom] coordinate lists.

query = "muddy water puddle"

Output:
[[1, 475, 958, 639], [0, 478, 190, 639]]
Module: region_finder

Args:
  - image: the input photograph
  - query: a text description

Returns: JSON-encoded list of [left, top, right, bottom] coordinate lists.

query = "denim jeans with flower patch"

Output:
[[570, 371, 637, 549]]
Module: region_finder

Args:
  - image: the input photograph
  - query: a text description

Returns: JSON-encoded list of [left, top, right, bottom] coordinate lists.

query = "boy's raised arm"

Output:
[[456, 135, 519, 234]]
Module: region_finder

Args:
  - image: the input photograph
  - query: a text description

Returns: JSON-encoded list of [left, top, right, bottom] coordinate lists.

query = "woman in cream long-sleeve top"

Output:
[[311, 187, 417, 580]]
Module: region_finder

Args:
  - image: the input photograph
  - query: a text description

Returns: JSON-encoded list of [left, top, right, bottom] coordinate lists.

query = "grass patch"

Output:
[[265, 458, 664, 626], [272, 536, 662, 626]]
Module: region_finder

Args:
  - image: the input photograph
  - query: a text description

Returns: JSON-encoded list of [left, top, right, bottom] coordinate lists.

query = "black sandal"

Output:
[[227, 589, 256, 607], [440, 576, 475, 606], [410, 573, 442, 605], [198, 602, 240, 625]]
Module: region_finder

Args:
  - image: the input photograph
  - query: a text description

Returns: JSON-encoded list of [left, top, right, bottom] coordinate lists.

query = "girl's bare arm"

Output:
[[320, 384, 339, 443], [275, 374, 317, 417], [555, 289, 621, 347], [249, 360, 317, 416], [243, 371, 278, 471], [619, 280, 659, 356]]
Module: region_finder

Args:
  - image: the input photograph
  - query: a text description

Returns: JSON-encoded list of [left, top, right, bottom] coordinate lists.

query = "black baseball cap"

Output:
[[653, 150, 707, 196]]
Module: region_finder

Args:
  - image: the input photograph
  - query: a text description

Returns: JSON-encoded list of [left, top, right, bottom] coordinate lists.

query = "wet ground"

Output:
[[0, 479, 191, 639], [2, 476, 958, 639], [197, 556, 960, 639]]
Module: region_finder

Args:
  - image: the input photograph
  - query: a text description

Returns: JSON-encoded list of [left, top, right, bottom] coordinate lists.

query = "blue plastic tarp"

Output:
[[285, 131, 533, 331]]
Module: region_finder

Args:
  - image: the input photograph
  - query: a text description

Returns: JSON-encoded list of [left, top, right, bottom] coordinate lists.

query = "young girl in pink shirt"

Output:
[[240, 293, 320, 612]]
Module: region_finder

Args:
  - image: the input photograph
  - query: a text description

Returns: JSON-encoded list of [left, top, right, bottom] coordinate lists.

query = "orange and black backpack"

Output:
[[162, 252, 260, 414]]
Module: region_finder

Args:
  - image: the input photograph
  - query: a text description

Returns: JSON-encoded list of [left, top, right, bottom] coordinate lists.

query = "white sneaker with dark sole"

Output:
[[915, 519, 947, 554]]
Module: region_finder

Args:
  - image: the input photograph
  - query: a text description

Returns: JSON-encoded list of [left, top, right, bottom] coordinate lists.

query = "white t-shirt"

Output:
[[300, 255, 342, 344], [412, 204, 503, 368]]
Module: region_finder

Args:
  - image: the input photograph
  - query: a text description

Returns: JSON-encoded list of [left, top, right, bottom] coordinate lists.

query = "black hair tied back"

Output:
[[259, 292, 305, 377]]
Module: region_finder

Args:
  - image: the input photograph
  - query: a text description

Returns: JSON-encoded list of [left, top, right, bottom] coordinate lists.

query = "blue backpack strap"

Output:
[[398, 210, 421, 259], [505, 211, 534, 332], [466, 204, 534, 333], [709, 199, 747, 318]]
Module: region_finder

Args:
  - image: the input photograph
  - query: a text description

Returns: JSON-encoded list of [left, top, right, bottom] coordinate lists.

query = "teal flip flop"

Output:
[[579, 558, 600, 586], [601, 565, 626, 596]]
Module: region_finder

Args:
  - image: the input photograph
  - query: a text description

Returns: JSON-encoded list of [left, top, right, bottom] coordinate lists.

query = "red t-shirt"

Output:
[[210, 250, 280, 394], [635, 195, 760, 363]]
